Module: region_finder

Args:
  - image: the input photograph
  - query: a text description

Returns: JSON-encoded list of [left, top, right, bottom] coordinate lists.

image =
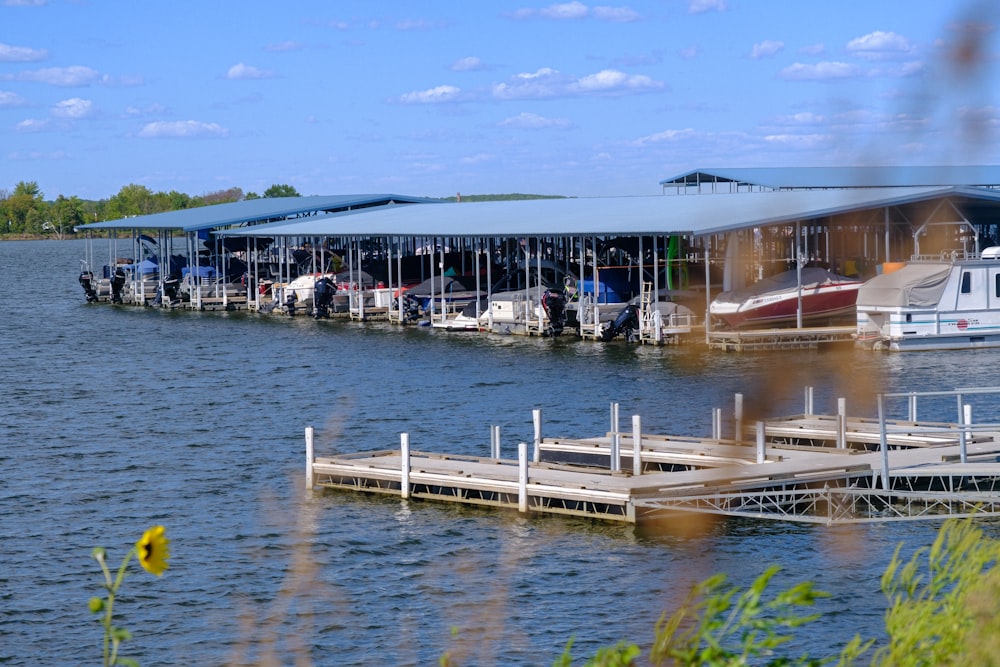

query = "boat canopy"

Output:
[[856, 263, 952, 308]]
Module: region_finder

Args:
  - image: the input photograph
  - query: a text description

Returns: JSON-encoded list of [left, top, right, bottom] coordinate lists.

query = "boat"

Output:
[[709, 267, 863, 329], [856, 248, 1000, 351]]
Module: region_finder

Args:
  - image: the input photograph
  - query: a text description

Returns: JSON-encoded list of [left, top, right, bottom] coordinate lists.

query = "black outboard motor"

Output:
[[313, 277, 336, 319], [284, 289, 298, 316], [601, 304, 640, 341], [78, 270, 98, 303], [541, 288, 567, 337], [110, 267, 126, 304], [163, 276, 180, 306], [392, 293, 422, 323]]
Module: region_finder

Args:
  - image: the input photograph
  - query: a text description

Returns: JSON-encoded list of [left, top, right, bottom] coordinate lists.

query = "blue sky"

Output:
[[1, 0, 996, 200]]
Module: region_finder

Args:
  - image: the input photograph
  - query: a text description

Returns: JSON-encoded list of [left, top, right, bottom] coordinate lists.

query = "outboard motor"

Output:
[[541, 288, 567, 336], [313, 277, 336, 319], [601, 304, 640, 341], [392, 293, 422, 323], [163, 276, 180, 306], [110, 267, 126, 304], [78, 270, 98, 303], [284, 289, 298, 317]]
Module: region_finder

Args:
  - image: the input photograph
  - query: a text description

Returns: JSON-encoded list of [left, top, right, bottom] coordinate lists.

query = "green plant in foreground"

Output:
[[89, 525, 171, 667]]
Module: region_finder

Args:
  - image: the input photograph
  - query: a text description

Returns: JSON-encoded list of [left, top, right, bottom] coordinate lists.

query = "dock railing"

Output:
[[876, 386, 1000, 489]]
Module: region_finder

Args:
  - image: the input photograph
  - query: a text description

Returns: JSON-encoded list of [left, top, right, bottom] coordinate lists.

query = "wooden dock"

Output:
[[306, 390, 1000, 525]]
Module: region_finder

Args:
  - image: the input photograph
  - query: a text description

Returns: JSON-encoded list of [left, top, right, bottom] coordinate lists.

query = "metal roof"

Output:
[[75, 194, 438, 233], [659, 166, 1000, 190], [218, 186, 1000, 239]]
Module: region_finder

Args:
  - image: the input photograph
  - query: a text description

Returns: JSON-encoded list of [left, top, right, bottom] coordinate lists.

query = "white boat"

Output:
[[856, 247, 1000, 351]]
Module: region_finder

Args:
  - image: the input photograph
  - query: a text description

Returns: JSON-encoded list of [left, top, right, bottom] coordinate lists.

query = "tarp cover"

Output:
[[713, 267, 855, 305], [856, 263, 952, 308]]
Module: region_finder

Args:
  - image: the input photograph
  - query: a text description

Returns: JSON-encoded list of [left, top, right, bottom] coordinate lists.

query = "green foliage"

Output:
[[874, 516, 1000, 667], [649, 565, 833, 666], [263, 183, 300, 198]]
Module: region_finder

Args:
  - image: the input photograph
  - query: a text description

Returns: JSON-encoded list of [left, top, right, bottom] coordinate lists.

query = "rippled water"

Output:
[[3, 239, 1000, 665]]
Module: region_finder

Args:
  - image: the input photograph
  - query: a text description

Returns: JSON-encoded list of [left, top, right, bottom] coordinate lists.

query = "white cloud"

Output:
[[15, 118, 50, 132], [4, 0, 47, 6], [451, 56, 486, 72], [592, 6, 640, 22], [17, 66, 101, 86], [124, 103, 168, 117], [800, 43, 825, 56], [780, 61, 861, 81], [460, 152, 495, 164], [540, 1, 589, 19], [493, 67, 663, 99], [679, 45, 699, 60], [763, 134, 831, 148], [398, 85, 462, 104], [749, 40, 784, 59], [226, 63, 275, 80], [264, 41, 304, 53], [846, 31, 915, 60], [51, 97, 93, 119], [138, 120, 229, 138], [630, 128, 698, 146], [499, 112, 573, 129], [511, 2, 637, 21], [687, 0, 726, 14], [0, 90, 28, 107], [0, 41, 47, 62]]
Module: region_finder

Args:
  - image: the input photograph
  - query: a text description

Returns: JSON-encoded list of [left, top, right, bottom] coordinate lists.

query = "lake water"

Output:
[[3, 239, 1000, 665]]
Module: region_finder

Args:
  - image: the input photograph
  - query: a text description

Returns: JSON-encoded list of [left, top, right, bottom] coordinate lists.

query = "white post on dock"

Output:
[[837, 398, 847, 449], [908, 393, 918, 422], [804, 386, 814, 416], [491, 424, 501, 459], [961, 403, 972, 465], [877, 394, 890, 490], [756, 421, 765, 464], [712, 408, 722, 441], [734, 393, 743, 443], [533, 409, 542, 463], [610, 432, 621, 472], [305, 425, 315, 490], [518, 442, 528, 513], [400, 433, 411, 499], [610, 402, 619, 434], [632, 415, 642, 476]]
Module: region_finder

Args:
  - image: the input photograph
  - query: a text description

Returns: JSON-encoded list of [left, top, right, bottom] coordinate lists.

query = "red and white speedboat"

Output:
[[710, 267, 863, 329]]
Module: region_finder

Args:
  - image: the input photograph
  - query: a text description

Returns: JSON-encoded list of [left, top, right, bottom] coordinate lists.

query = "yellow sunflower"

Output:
[[136, 525, 170, 576]]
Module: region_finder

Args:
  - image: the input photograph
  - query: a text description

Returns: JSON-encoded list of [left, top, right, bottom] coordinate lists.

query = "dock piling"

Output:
[[632, 415, 642, 476], [611, 432, 621, 472], [712, 407, 722, 440], [533, 409, 542, 463], [518, 442, 528, 512], [837, 398, 847, 449], [756, 421, 765, 464], [491, 424, 501, 459], [610, 402, 619, 435], [401, 433, 411, 499], [305, 425, 314, 490], [734, 393, 743, 442], [804, 386, 814, 416]]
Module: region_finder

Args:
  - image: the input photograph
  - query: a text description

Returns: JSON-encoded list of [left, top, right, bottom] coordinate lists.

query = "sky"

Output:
[[1, 0, 997, 200]]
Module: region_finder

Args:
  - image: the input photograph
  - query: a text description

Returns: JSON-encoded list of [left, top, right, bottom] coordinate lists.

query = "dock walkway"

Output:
[[308, 392, 1000, 525]]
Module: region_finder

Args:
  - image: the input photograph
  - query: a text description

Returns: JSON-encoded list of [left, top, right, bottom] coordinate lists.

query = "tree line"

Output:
[[0, 182, 301, 238]]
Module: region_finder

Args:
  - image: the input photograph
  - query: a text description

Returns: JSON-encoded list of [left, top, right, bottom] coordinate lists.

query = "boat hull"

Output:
[[712, 281, 861, 328]]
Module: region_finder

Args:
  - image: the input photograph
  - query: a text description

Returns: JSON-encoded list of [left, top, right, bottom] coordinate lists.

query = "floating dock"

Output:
[[307, 388, 1000, 525]]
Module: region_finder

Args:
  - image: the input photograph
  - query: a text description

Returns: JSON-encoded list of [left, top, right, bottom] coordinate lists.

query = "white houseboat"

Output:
[[856, 247, 1000, 351]]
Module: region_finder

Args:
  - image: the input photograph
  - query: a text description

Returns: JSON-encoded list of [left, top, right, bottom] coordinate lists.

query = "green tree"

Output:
[[49, 195, 87, 237], [5, 180, 45, 234], [263, 184, 300, 198], [105, 184, 157, 220]]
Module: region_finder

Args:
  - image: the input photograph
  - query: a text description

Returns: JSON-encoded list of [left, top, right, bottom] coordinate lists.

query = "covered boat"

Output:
[[710, 267, 862, 328], [856, 249, 1000, 351]]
